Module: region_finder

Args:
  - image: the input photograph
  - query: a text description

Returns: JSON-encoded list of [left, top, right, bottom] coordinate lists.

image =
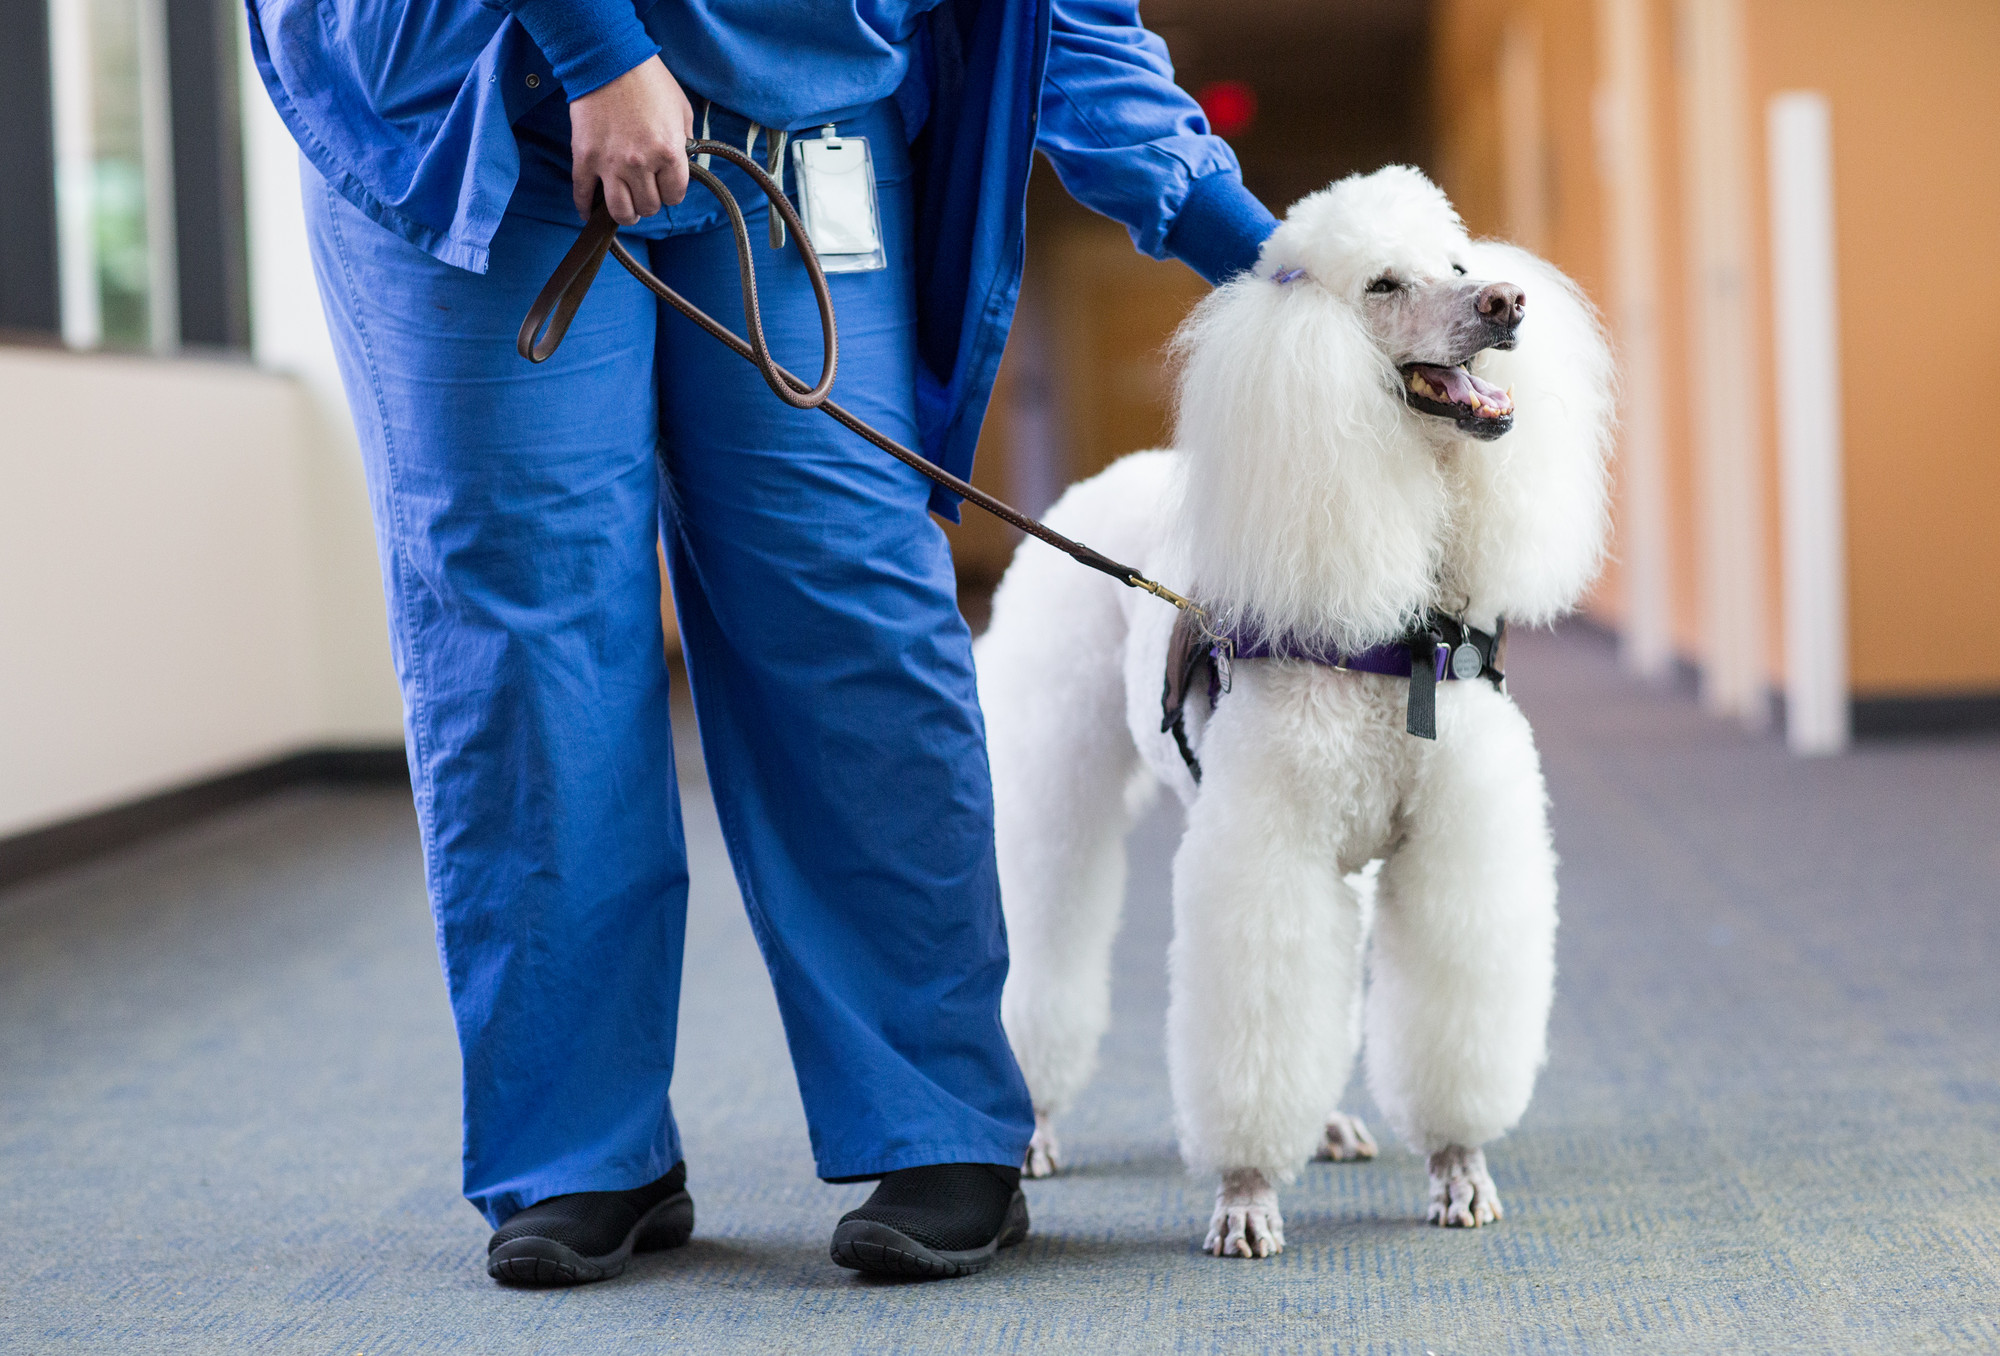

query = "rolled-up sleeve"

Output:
[[1036, 0, 1278, 283], [503, 0, 658, 99]]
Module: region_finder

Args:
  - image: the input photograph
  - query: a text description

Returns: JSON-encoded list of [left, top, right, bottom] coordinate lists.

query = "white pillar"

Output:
[[48, 0, 99, 348], [1676, 0, 1769, 728], [1767, 93, 1849, 755], [1594, 0, 1674, 679]]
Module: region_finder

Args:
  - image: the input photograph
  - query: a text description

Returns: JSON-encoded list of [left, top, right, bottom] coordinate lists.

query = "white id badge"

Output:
[[792, 126, 886, 273]]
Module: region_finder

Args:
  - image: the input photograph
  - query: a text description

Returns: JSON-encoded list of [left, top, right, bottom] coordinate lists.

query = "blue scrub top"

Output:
[[638, 0, 935, 130], [244, 0, 1279, 516]]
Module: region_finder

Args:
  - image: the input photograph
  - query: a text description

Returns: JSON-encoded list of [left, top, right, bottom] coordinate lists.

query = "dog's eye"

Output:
[[1366, 277, 1401, 295], [1452, 263, 1468, 276]]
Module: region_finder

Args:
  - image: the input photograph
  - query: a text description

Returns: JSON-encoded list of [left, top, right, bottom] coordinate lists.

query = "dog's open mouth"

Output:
[[1401, 362, 1515, 440]]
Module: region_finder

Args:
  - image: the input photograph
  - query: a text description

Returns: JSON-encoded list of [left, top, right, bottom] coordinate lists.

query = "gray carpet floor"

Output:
[[3, 626, 1997, 1354]]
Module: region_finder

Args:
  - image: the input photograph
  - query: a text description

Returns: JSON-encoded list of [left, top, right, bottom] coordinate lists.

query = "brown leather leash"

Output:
[[516, 137, 1206, 619]]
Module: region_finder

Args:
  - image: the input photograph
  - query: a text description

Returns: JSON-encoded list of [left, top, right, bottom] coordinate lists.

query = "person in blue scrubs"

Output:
[[249, 0, 1278, 1284]]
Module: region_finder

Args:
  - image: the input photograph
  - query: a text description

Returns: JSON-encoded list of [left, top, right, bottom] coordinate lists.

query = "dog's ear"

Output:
[[1452, 241, 1617, 624], [1170, 274, 1448, 651]]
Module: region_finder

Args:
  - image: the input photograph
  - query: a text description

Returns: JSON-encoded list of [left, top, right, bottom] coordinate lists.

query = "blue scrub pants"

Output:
[[303, 100, 1033, 1227]]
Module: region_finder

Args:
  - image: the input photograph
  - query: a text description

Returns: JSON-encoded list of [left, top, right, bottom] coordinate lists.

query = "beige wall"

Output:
[[0, 349, 396, 836], [1435, 0, 2000, 702], [1745, 0, 2000, 696]]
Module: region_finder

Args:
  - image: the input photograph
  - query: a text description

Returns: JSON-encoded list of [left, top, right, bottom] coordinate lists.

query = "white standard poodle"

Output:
[[975, 165, 1614, 1258]]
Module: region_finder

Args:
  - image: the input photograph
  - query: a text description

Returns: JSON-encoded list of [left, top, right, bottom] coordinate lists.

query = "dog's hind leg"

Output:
[[1164, 697, 1366, 1256], [1314, 864, 1380, 1163], [1363, 689, 1557, 1226], [979, 543, 1147, 1179], [990, 724, 1145, 1180], [1315, 1110, 1379, 1161]]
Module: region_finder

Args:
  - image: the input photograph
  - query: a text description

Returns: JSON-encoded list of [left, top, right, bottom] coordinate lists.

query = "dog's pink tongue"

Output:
[[1413, 364, 1514, 417]]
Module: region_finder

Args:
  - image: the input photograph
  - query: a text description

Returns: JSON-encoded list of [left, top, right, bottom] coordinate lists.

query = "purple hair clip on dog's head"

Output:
[[1271, 267, 1308, 286]]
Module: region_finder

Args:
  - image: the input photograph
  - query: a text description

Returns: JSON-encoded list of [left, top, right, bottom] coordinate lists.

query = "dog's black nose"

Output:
[[1476, 283, 1526, 329]]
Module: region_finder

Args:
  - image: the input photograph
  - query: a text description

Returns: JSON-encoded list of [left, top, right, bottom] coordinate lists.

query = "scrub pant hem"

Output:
[[474, 1148, 685, 1229], [813, 1138, 1033, 1184]]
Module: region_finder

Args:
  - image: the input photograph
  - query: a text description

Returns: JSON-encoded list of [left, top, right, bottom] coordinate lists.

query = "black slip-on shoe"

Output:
[[829, 1162, 1029, 1280], [486, 1161, 694, 1287]]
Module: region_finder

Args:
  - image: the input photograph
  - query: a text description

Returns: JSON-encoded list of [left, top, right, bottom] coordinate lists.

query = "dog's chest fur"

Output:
[[1235, 661, 1432, 872]]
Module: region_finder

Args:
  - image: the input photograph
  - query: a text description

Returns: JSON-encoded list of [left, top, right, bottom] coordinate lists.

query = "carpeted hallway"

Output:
[[3, 626, 1996, 1354]]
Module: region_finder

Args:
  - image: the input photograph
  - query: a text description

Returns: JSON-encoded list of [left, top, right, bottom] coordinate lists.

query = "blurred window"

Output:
[[44, 0, 246, 353]]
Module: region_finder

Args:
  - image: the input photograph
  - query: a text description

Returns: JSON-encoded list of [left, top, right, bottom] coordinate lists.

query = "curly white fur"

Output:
[[978, 166, 1613, 1254]]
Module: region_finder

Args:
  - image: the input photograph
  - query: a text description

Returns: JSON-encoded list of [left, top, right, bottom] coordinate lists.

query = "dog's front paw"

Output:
[[1426, 1145, 1504, 1227], [1315, 1111, 1379, 1162], [1023, 1110, 1062, 1178], [1204, 1168, 1285, 1258]]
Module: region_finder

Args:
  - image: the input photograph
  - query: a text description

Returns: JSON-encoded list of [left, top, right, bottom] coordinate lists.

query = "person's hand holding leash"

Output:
[[569, 56, 693, 225]]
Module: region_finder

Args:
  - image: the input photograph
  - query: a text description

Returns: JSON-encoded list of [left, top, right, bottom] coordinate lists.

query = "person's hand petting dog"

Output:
[[569, 56, 694, 225]]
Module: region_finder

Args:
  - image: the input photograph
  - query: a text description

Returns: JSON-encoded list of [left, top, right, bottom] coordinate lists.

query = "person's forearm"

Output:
[[1163, 173, 1280, 286], [502, 0, 657, 99]]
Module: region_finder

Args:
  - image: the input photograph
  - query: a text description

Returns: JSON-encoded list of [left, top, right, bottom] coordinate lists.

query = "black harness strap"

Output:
[[1406, 633, 1442, 741], [1161, 606, 1225, 783], [1401, 614, 1507, 739]]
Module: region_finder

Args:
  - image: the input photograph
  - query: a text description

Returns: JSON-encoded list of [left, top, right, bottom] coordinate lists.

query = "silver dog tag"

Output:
[[1451, 641, 1483, 680], [792, 125, 885, 273]]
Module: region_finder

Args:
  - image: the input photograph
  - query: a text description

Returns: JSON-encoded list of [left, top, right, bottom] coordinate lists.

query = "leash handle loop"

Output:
[[519, 139, 837, 413], [517, 210, 615, 363]]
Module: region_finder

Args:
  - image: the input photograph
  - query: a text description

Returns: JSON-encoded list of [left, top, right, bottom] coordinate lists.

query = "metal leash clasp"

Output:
[[1130, 578, 1232, 693]]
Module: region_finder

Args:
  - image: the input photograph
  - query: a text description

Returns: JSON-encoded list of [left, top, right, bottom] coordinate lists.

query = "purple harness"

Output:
[[1161, 610, 1508, 783], [1227, 631, 1456, 679]]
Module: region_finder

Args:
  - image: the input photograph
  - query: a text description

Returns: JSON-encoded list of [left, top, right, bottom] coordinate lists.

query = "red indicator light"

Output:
[[1197, 80, 1258, 138]]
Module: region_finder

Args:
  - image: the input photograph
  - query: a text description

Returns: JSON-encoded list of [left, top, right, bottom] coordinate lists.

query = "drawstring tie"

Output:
[[743, 121, 790, 248]]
